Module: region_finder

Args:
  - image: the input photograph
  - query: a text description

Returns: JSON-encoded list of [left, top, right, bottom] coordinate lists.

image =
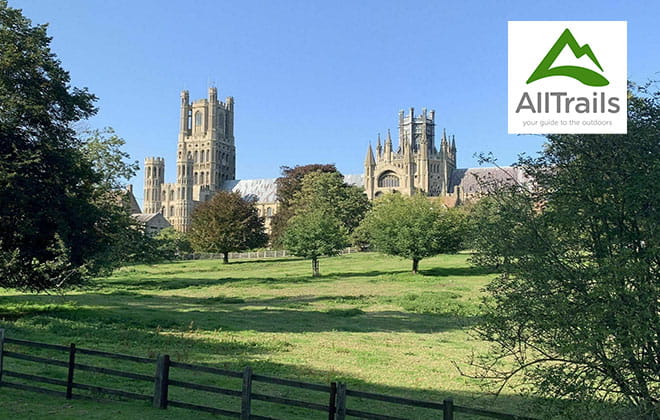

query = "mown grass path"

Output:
[[0, 252, 539, 419]]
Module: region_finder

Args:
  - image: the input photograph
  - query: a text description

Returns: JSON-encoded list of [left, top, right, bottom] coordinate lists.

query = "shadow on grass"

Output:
[[421, 265, 497, 277], [98, 269, 414, 292], [0, 292, 477, 334]]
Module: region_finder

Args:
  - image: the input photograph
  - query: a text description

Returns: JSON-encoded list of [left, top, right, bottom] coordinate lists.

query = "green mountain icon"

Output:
[[526, 28, 609, 87]]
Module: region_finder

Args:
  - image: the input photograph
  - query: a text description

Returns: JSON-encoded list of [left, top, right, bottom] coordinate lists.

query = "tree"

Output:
[[154, 227, 193, 260], [80, 127, 140, 190], [468, 86, 660, 418], [0, 2, 135, 291], [283, 208, 347, 277], [357, 194, 467, 273], [188, 191, 268, 263], [280, 171, 368, 277], [293, 171, 370, 234], [270, 164, 338, 246]]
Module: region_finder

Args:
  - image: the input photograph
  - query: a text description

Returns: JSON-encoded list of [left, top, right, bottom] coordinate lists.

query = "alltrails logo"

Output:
[[508, 21, 627, 134]]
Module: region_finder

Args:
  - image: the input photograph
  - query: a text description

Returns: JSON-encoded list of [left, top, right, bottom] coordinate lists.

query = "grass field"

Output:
[[0, 252, 543, 419]]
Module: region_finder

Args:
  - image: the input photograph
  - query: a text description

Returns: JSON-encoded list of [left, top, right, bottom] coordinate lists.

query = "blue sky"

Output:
[[11, 0, 660, 204]]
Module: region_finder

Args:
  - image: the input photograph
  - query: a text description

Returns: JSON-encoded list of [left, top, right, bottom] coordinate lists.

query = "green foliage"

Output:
[[270, 163, 338, 247], [281, 171, 367, 276], [283, 208, 347, 276], [188, 191, 268, 263], [0, 2, 139, 290], [153, 227, 193, 259], [80, 127, 140, 190], [469, 85, 660, 417], [357, 194, 468, 273], [293, 171, 370, 233]]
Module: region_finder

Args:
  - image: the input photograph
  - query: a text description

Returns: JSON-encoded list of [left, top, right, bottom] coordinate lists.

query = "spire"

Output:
[[365, 143, 375, 166], [451, 135, 456, 150], [386, 129, 392, 144], [376, 133, 382, 157]]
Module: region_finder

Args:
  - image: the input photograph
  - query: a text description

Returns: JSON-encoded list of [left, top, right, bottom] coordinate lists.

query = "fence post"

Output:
[[0, 328, 4, 385], [241, 366, 253, 420], [335, 382, 347, 420], [443, 398, 454, 420], [328, 382, 337, 420], [66, 343, 76, 399], [153, 354, 170, 409]]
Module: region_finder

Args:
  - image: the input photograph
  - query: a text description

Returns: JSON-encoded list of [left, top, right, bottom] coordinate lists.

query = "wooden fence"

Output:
[[183, 247, 362, 261], [0, 329, 536, 420]]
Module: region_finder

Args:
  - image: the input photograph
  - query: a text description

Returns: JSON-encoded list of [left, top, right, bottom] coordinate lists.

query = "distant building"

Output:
[[141, 87, 526, 233], [131, 212, 171, 236], [364, 107, 527, 205]]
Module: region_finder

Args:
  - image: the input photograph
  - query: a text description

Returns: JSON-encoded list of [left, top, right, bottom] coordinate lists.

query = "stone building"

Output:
[[142, 87, 525, 233], [143, 87, 237, 231], [364, 107, 527, 203], [364, 107, 456, 199]]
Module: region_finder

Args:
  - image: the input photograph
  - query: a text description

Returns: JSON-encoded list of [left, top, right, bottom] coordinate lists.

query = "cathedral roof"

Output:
[[224, 174, 365, 203], [449, 166, 529, 195], [222, 178, 278, 203], [343, 174, 364, 188]]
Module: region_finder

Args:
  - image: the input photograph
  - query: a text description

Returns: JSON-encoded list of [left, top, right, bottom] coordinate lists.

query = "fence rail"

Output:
[[183, 247, 362, 261], [0, 329, 537, 420]]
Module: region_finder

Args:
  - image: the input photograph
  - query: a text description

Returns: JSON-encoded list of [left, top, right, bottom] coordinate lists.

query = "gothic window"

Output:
[[267, 207, 273, 217], [194, 150, 198, 162], [195, 111, 202, 126], [378, 171, 400, 188], [170, 190, 174, 201], [194, 172, 198, 184], [162, 191, 166, 201]]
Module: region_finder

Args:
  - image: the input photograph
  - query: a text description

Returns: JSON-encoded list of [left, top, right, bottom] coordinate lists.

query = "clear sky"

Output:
[[10, 0, 660, 204]]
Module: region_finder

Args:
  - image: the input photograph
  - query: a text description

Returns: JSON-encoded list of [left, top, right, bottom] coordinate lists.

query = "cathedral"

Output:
[[140, 87, 526, 233], [142, 87, 277, 232], [364, 107, 457, 199]]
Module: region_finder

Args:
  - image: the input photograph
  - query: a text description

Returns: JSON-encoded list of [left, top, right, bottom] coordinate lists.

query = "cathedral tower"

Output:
[[178, 87, 235, 200], [169, 148, 194, 232], [364, 108, 456, 199], [142, 86, 237, 232], [143, 157, 164, 213]]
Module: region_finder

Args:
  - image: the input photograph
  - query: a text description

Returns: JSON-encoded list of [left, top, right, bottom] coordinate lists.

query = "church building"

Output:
[[141, 87, 526, 232]]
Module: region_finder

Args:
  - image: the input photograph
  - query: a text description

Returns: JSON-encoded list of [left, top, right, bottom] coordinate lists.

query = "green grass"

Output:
[[0, 252, 542, 419]]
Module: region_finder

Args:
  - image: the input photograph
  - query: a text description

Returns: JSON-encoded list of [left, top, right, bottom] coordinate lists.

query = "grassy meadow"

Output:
[[0, 252, 542, 419]]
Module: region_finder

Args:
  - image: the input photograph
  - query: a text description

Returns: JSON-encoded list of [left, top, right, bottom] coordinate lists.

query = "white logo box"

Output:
[[508, 21, 627, 134]]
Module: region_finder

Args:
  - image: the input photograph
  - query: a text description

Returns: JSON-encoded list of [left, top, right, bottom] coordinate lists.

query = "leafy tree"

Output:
[[270, 164, 338, 246], [80, 127, 139, 190], [283, 208, 347, 277], [188, 191, 268, 263], [281, 171, 367, 276], [468, 86, 660, 418], [357, 194, 467, 273], [154, 227, 193, 260], [293, 171, 370, 234], [0, 2, 136, 290]]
